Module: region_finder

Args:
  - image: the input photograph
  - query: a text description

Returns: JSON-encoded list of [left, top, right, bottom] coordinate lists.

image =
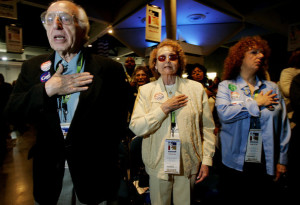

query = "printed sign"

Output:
[[0, 0, 17, 19], [5, 25, 23, 53], [145, 4, 161, 43]]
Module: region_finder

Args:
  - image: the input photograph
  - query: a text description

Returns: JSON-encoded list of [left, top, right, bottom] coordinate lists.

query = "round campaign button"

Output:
[[154, 92, 164, 101], [41, 60, 51, 72], [40, 71, 51, 82]]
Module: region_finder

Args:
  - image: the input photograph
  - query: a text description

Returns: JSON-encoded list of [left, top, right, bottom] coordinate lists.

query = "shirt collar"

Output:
[[237, 75, 264, 89], [54, 51, 82, 73]]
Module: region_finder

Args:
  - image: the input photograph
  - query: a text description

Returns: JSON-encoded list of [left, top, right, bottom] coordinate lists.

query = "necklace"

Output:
[[165, 84, 175, 95]]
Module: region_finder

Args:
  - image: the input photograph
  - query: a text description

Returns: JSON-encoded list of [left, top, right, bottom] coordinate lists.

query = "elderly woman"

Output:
[[129, 39, 215, 205], [215, 36, 290, 204]]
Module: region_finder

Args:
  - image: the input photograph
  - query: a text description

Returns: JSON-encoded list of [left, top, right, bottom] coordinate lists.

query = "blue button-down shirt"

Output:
[[215, 75, 290, 175], [54, 51, 85, 123]]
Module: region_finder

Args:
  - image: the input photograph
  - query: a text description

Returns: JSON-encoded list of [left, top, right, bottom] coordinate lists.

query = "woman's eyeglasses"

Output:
[[249, 49, 264, 55], [157, 54, 178, 62], [41, 11, 76, 25]]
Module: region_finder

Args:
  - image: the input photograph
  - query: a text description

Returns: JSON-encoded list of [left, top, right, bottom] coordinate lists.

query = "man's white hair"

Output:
[[47, 0, 90, 43], [76, 5, 90, 43]]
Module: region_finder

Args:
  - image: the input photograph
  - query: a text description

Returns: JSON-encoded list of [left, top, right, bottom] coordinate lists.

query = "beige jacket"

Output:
[[279, 67, 300, 127], [129, 76, 216, 180]]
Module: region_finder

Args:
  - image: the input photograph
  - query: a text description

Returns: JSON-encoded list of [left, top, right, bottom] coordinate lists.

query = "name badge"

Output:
[[245, 129, 262, 163], [61, 123, 70, 168], [164, 139, 181, 174], [60, 123, 70, 139]]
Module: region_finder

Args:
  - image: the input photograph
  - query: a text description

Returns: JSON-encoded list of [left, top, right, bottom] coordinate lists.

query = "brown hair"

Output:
[[132, 66, 151, 84], [222, 36, 270, 80], [149, 39, 186, 77]]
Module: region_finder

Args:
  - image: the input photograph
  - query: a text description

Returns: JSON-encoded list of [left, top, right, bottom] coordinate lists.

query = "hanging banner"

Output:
[[145, 4, 161, 43], [6, 25, 23, 53], [0, 0, 17, 19], [288, 23, 300, 51]]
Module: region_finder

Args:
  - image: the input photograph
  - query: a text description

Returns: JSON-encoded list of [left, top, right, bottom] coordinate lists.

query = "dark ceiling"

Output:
[[0, 0, 299, 58]]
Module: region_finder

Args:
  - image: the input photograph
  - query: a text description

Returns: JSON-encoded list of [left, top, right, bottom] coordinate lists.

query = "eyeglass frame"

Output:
[[40, 11, 77, 25], [248, 48, 265, 55]]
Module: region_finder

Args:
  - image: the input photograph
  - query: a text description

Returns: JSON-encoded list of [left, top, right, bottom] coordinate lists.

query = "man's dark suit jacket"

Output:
[[5, 48, 128, 204]]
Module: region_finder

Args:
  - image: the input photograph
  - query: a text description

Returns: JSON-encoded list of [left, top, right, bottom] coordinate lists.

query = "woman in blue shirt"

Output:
[[215, 36, 290, 204]]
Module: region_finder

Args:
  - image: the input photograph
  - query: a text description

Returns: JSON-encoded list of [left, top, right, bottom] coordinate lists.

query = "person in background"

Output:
[[128, 66, 152, 202], [127, 65, 152, 146], [187, 63, 208, 85], [186, 64, 222, 203], [187, 64, 220, 137], [128, 66, 151, 112], [187, 63, 215, 112], [215, 35, 290, 204], [129, 39, 216, 205], [210, 76, 220, 95], [123, 56, 137, 145], [0, 73, 13, 167], [4, 1, 127, 204], [210, 76, 221, 136], [132, 66, 151, 87], [279, 48, 300, 129], [288, 73, 300, 203], [124, 57, 136, 85]]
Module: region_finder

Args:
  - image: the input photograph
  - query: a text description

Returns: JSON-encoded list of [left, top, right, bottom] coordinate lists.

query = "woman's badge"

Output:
[[154, 92, 164, 101]]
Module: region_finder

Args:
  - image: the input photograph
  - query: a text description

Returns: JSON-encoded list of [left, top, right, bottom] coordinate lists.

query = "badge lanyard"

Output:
[[57, 52, 84, 122], [171, 111, 176, 137]]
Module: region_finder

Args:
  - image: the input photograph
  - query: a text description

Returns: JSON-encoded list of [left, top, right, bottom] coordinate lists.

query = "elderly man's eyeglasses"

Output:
[[157, 54, 178, 62], [41, 11, 76, 25]]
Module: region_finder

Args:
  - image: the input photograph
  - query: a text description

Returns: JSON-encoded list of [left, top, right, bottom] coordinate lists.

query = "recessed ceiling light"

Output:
[[187, 14, 206, 23]]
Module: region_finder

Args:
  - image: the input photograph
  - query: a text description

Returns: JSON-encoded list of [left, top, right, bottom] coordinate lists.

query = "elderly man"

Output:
[[4, 1, 127, 204]]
